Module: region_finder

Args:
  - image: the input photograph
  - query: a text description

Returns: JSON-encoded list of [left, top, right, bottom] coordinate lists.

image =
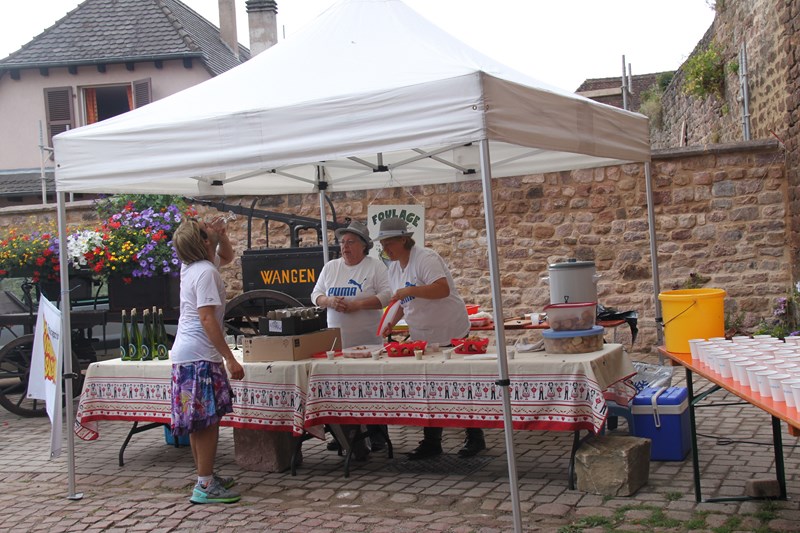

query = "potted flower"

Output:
[[88, 195, 196, 314], [0, 221, 96, 303]]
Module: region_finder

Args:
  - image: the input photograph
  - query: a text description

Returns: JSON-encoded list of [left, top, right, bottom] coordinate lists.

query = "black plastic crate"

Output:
[[259, 310, 327, 336]]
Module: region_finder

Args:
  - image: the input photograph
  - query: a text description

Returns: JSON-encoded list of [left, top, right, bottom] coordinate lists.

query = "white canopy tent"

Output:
[[53, 0, 651, 528]]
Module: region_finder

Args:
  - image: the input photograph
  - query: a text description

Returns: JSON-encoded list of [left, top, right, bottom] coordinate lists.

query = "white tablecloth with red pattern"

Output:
[[75, 344, 636, 441], [74, 357, 311, 440], [305, 344, 636, 434]]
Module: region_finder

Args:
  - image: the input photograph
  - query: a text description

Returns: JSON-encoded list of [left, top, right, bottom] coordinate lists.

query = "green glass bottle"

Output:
[[120, 309, 130, 361], [141, 309, 153, 361], [156, 308, 169, 360], [129, 308, 141, 361]]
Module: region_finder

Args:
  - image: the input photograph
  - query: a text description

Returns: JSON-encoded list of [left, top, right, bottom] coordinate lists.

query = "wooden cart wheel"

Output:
[[224, 289, 304, 337], [0, 334, 83, 418]]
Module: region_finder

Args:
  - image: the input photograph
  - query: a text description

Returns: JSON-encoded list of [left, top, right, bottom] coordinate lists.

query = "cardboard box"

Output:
[[243, 328, 341, 362], [631, 386, 690, 461]]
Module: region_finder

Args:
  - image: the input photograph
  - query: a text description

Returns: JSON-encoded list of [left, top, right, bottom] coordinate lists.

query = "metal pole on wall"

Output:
[[644, 162, 664, 353], [739, 43, 751, 141], [621, 55, 628, 110], [478, 139, 522, 533], [38, 122, 50, 205]]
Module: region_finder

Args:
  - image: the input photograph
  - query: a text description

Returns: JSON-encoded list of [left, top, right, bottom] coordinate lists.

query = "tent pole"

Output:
[[478, 139, 522, 533], [56, 192, 83, 500], [317, 166, 330, 262], [645, 162, 664, 353]]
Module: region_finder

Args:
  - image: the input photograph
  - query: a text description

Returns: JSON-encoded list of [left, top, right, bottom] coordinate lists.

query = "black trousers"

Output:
[[423, 426, 483, 441]]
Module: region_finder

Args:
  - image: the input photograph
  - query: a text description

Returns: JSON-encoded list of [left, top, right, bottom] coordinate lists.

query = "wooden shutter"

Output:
[[132, 78, 152, 108], [44, 87, 74, 147]]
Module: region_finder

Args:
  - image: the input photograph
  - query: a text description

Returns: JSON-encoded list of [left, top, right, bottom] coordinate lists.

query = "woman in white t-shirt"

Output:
[[170, 217, 244, 505], [377, 216, 483, 461], [311, 220, 392, 459], [311, 220, 392, 347]]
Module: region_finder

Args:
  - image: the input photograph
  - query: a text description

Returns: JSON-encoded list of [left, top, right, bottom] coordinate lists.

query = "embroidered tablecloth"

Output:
[[305, 344, 636, 434], [74, 357, 312, 440]]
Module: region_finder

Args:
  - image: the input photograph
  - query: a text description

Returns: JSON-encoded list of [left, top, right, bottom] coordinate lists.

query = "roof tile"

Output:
[[0, 0, 249, 75]]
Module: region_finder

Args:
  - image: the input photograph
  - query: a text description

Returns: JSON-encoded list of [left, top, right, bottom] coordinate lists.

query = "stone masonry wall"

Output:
[[651, 0, 789, 149], [0, 141, 787, 355]]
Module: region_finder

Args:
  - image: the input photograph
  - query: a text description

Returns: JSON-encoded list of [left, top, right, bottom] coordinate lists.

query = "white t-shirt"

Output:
[[310, 256, 391, 347], [387, 246, 470, 344], [170, 259, 226, 364]]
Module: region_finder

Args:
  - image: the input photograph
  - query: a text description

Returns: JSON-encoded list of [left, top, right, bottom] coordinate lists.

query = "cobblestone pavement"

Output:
[[2, 367, 800, 532]]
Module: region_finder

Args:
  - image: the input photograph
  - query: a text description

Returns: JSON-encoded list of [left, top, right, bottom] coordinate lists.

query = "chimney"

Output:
[[246, 0, 278, 56], [218, 0, 239, 60]]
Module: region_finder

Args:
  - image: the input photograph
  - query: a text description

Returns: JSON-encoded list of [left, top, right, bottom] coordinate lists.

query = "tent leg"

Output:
[[645, 162, 663, 360], [478, 139, 522, 533], [57, 192, 83, 501], [317, 167, 331, 262]]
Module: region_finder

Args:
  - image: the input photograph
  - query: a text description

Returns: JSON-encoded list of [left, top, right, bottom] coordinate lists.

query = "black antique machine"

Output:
[[192, 198, 347, 337]]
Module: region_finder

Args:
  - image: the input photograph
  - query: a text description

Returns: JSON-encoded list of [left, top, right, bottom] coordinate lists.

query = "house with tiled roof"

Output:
[[0, 0, 277, 207], [575, 72, 673, 112]]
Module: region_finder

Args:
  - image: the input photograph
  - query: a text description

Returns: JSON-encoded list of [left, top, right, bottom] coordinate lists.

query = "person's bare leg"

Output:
[[189, 423, 220, 477]]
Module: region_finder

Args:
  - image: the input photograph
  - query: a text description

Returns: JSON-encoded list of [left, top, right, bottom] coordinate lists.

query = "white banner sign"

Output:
[[27, 295, 63, 458], [367, 205, 425, 263]]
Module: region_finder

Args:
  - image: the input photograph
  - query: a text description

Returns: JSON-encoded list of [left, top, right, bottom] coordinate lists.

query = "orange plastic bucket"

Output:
[[658, 288, 726, 353]]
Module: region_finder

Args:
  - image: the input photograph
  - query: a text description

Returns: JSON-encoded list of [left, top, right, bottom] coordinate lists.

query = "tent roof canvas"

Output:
[[54, 0, 650, 196]]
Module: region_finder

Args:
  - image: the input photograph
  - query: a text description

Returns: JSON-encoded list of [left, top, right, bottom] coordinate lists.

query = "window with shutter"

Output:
[[44, 87, 74, 147], [132, 78, 152, 108]]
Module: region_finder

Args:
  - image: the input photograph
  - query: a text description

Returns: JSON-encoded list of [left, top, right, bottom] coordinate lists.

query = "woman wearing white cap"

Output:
[[311, 220, 392, 458], [377, 216, 485, 460]]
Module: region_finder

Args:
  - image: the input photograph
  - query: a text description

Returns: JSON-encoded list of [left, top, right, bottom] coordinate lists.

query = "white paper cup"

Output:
[[755, 369, 778, 398], [326, 350, 336, 360], [727, 357, 748, 383], [745, 365, 768, 391], [688, 338, 705, 361], [774, 362, 798, 374], [768, 373, 791, 403], [781, 378, 800, 407], [715, 354, 737, 379], [735, 361, 757, 387], [414, 349, 423, 360], [791, 382, 800, 410]]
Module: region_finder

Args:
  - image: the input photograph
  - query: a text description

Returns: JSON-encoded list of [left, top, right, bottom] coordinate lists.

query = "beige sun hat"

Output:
[[334, 220, 373, 250], [376, 217, 414, 240]]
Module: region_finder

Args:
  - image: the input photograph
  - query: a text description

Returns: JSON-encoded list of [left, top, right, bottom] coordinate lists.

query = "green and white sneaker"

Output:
[[189, 479, 241, 504], [214, 474, 235, 490]]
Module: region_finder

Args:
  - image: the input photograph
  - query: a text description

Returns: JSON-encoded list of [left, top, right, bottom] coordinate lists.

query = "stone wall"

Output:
[[1, 141, 787, 355], [651, 0, 789, 149]]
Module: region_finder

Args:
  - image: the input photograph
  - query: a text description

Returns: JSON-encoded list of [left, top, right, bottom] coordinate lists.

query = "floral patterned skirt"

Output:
[[170, 361, 233, 437]]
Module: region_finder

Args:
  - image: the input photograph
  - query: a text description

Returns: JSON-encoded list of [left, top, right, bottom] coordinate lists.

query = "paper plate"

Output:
[[377, 300, 402, 336]]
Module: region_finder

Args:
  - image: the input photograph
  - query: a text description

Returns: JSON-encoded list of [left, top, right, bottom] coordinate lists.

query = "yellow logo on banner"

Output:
[[259, 268, 316, 285], [42, 318, 57, 384]]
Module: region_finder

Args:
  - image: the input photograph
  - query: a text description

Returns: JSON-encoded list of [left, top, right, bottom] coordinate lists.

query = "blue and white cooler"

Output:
[[632, 386, 690, 461]]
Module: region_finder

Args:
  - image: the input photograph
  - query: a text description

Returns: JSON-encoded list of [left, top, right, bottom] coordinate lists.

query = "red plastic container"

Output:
[[451, 337, 489, 354], [384, 340, 427, 357], [466, 304, 480, 315]]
